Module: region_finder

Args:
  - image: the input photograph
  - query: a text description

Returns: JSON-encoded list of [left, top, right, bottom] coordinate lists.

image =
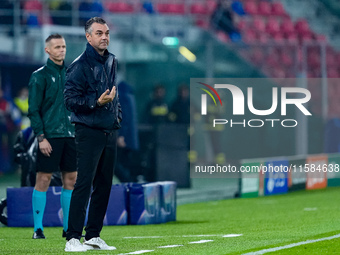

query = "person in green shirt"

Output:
[[28, 34, 76, 239]]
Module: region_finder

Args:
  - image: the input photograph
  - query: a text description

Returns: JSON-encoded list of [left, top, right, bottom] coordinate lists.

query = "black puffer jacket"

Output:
[[64, 43, 122, 131]]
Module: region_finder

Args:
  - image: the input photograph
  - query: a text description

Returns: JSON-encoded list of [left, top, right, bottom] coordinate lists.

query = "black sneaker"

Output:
[[62, 230, 66, 238], [32, 228, 46, 239]]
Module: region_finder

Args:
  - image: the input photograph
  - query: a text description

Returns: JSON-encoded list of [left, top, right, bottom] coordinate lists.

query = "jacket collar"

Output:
[[46, 58, 65, 71], [86, 43, 109, 64]]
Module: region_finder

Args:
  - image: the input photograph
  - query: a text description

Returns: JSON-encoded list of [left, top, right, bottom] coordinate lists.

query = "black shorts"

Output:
[[36, 137, 76, 173]]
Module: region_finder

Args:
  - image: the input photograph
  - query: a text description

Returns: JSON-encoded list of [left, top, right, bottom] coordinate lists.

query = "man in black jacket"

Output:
[[64, 17, 122, 252]]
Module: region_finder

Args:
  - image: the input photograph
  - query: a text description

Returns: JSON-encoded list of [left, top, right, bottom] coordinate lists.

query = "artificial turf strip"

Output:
[[0, 187, 340, 254]]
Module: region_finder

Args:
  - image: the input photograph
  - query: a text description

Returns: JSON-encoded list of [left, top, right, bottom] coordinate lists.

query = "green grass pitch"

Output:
[[1, 187, 340, 254]]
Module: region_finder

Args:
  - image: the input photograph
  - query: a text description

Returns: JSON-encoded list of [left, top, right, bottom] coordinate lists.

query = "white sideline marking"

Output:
[[304, 207, 317, 211], [124, 234, 243, 239], [189, 240, 214, 244], [242, 233, 340, 255], [158, 245, 183, 248], [223, 234, 243, 238], [124, 236, 163, 239], [122, 250, 154, 254]]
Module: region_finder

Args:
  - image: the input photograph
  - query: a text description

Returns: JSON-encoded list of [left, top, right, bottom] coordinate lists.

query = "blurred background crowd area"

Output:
[[0, 0, 340, 187]]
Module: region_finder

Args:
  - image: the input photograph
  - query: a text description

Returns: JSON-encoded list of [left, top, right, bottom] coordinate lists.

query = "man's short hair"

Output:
[[85, 17, 107, 34], [45, 34, 63, 44]]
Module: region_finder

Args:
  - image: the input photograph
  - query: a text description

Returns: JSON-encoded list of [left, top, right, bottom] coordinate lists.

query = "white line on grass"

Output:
[[223, 234, 243, 238], [189, 240, 214, 244], [158, 245, 183, 248], [124, 234, 243, 239], [304, 207, 317, 211], [124, 236, 163, 239], [242, 233, 340, 255], [120, 250, 154, 255]]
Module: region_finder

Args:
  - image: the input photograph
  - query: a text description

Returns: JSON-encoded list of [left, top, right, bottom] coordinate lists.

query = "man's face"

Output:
[[45, 38, 66, 63], [86, 22, 110, 53]]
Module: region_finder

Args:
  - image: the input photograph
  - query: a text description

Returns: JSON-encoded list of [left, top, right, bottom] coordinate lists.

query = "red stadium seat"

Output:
[[157, 3, 185, 14], [242, 29, 257, 43], [207, 0, 217, 14], [106, 2, 134, 13], [244, 1, 258, 15], [285, 32, 298, 43], [266, 17, 280, 35], [250, 49, 265, 65], [280, 51, 293, 67], [258, 1, 271, 16], [252, 16, 266, 32], [271, 1, 286, 17], [281, 18, 295, 35], [328, 67, 339, 78], [271, 33, 284, 42], [295, 19, 310, 34], [24, 0, 43, 11], [237, 19, 248, 31], [191, 3, 208, 14]]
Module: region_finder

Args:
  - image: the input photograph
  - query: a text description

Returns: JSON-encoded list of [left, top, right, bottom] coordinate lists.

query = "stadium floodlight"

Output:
[[162, 37, 179, 46], [179, 46, 196, 62]]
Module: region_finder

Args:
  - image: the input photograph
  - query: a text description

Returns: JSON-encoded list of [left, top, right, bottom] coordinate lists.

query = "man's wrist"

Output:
[[96, 100, 102, 107], [37, 134, 45, 143]]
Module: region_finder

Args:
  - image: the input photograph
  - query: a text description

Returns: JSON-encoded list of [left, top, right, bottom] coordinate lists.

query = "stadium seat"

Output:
[[24, 0, 43, 11], [280, 51, 293, 67], [242, 29, 257, 43], [285, 33, 299, 43], [237, 19, 248, 30], [281, 18, 295, 35], [250, 49, 265, 65], [207, 0, 217, 14], [244, 1, 258, 15], [307, 52, 320, 68], [190, 3, 208, 14], [252, 16, 266, 32], [266, 17, 280, 36], [258, 1, 271, 16], [328, 67, 339, 78], [257, 32, 269, 43], [106, 2, 134, 13], [326, 52, 337, 67], [271, 1, 287, 17], [157, 3, 185, 14], [295, 19, 310, 34], [272, 32, 284, 42]]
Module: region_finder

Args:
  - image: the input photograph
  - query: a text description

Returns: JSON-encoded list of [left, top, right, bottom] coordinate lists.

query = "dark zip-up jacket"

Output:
[[28, 58, 75, 138], [64, 43, 122, 131]]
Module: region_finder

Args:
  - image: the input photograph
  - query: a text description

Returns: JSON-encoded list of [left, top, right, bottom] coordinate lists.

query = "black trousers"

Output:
[[67, 124, 117, 240]]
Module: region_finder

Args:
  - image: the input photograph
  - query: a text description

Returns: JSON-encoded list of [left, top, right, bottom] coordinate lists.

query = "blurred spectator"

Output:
[[51, 0, 72, 26], [115, 79, 140, 182], [78, 0, 103, 26], [14, 87, 30, 130], [168, 84, 190, 124], [145, 84, 169, 124], [0, 0, 14, 25], [211, 0, 241, 42], [23, 0, 43, 27], [142, 1, 155, 14], [0, 88, 21, 173]]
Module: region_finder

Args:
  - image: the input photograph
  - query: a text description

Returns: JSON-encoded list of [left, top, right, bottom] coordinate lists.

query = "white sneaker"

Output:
[[65, 238, 88, 252], [83, 237, 116, 250]]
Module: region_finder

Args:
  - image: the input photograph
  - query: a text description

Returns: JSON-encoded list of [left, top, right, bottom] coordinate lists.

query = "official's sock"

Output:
[[61, 188, 73, 232], [32, 189, 46, 232]]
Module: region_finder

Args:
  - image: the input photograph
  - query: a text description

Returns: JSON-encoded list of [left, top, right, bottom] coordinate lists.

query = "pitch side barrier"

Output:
[[240, 153, 340, 198], [5, 182, 176, 227]]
